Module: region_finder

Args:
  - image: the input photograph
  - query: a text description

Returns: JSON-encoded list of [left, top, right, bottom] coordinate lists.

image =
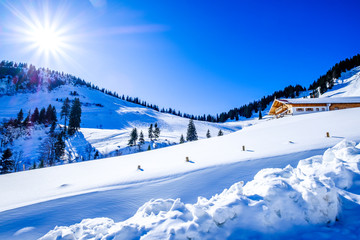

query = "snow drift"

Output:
[[40, 140, 360, 239]]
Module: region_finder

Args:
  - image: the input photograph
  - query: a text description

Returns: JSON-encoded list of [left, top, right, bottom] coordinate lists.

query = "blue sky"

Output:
[[0, 0, 360, 115]]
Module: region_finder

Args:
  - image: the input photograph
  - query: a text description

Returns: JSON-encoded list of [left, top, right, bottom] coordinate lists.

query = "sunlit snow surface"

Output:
[[40, 140, 360, 239]]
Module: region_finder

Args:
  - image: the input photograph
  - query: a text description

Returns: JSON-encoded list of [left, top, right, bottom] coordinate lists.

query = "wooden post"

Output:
[[242, 145, 245, 151], [23, 164, 25, 171], [186, 157, 189, 162], [138, 165, 141, 170], [326, 132, 330, 138]]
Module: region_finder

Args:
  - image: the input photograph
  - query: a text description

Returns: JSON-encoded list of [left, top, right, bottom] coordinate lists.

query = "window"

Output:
[[316, 108, 319, 111], [296, 108, 304, 112], [334, 107, 339, 110], [321, 108, 325, 111], [306, 108, 314, 112]]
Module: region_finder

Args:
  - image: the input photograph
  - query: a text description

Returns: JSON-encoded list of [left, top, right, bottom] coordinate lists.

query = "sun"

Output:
[[31, 26, 62, 53], [2, 1, 76, 62]]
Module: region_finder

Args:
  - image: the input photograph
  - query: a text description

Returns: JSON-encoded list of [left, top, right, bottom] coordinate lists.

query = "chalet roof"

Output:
[[277, 97, 360, 105]]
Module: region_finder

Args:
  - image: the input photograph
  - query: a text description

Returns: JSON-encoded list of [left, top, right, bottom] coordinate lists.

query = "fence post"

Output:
[[186, 157, 189, 162], [242, 145, 245, 151], [326, 132, 330, 138]]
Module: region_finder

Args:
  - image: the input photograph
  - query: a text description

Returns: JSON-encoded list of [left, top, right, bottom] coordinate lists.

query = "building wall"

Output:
[[292, 106, 328, 115], [329, 103, 360, 111]]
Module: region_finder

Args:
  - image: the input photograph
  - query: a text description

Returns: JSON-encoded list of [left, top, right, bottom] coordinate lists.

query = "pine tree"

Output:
[[54, 133, 65, 162], [68, 98, 82, 135], [147, 145, 151, 150], [180, 134, 185, 144], [17, 109, 24, 124], [206, 129, 211, 138], [23, 111, 30, 127], [94, 150, 99, 159], [186, 119, 198, 141], [128, 128, 138, 146], [39, 107, 46, 124], [154, 123, 160, 140], [46, 104, 57, 124], [218, 129, 223, 136], [31, 107, 39, 124], [61, 98, 70, 131], [0, 148, 14, 174], [259, 110, 262, 120], [148, 124, 154, 141], [139, 131, 145, 145]]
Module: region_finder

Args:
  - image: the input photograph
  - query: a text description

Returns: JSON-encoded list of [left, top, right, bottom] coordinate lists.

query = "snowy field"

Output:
[[1, 107, 360, 239]]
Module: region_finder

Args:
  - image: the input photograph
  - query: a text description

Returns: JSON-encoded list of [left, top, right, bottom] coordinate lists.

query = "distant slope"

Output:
[[320, 66, 360, 98]]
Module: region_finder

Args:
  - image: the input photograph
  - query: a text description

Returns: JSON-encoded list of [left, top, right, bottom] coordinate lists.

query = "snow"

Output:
[[40, 140, 360, 239], [277, 96, 360, 104], [1, 106, 360, 239]]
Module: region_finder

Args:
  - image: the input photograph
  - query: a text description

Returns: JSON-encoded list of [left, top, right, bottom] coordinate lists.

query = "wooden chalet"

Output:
[[269, 97, 360, 118]]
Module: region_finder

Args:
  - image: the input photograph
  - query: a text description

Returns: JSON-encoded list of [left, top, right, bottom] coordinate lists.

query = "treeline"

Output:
[[309, 54, 360, 96]]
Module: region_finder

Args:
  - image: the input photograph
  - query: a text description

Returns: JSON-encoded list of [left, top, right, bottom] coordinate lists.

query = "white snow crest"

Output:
[[40, 140, 360, 239]]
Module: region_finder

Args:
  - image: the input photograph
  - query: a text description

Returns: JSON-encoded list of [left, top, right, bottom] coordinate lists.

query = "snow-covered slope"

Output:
[[41, 140, 360, 240], [320, 66, 360, 98], [0, 84, 244, 163], [1, 106, 360, 239]]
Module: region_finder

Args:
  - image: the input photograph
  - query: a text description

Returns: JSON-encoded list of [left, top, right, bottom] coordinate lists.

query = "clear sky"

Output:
[[0, 0, 360, 115]]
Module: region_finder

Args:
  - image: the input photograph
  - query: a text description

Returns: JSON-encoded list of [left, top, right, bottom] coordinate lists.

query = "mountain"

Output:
[[0, 62, 245, 169], [1, 64, 360, 239]]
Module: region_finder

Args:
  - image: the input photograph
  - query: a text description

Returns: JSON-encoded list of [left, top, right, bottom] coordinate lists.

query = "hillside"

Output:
[[0, 81, 244, 168]]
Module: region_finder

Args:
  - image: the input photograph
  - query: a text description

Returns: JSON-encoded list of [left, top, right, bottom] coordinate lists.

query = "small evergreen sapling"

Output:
[[206, 129, 211, 138], [180, 134, 185, 144], [218, 129, 223, 136]]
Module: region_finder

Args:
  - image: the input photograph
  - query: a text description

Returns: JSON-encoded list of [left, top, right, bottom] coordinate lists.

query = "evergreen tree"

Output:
[[52, 106, 58, 123], [39, 159, 44, 168], [31, 107, 39, 123], [128, 128, 138, 146], [17, 109, 24, 124], [68, 98, 82, 135], [154, 123, 160, 140], [186, 119, 198, 141], [218, 129, 224, 136], [23, 111, 30, 127], [147, 145, 151, 150], [61, 98, 70, 131], [139, 131, 145, 145], [179, 134, 185, 144], [206, 129, 211, 138], [39, 107, 46, 124], [0, 148, 14, 174], [94, 150, 99, 159], [46, 104, 57, 124], [54, 133, 65, 162], [148, 124, 154, 141], [259, 110, 262, 120]]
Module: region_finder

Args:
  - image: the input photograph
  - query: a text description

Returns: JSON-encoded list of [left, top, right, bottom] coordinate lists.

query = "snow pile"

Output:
[[40, 140, 360, 239]]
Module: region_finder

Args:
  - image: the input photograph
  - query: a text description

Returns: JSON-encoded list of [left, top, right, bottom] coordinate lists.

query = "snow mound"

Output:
[[40, 140, 360, 239]]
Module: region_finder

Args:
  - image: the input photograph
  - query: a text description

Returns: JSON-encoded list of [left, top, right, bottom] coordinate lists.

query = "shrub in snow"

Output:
[[40, 140, 360, 240]]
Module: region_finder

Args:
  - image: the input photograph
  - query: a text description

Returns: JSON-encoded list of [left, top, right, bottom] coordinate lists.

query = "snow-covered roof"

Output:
[[278, 97, 360, 104]]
